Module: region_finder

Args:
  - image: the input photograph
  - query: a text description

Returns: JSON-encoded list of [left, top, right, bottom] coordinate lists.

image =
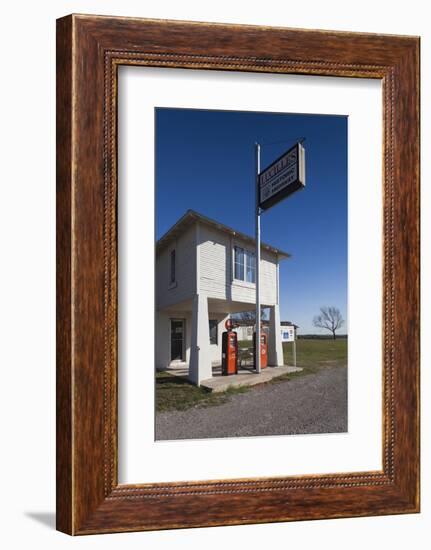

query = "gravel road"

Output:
[[156, 366, 347, 440]]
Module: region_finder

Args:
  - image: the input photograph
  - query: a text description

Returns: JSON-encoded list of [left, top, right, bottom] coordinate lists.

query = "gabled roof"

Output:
[[156, 210, 291, 259]]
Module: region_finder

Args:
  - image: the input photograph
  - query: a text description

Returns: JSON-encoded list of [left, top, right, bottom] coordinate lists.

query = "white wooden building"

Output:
[[156, 210, 290, 385]]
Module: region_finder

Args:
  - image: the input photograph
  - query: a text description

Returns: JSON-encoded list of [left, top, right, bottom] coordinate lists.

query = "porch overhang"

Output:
[[158, 297, 274, 315]]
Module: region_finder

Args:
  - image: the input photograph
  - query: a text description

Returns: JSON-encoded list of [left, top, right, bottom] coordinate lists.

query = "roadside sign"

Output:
[[259, 142, 306, 211], [280, 326, 295, 342]]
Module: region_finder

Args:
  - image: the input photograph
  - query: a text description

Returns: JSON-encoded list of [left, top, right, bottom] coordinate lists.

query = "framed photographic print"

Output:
[[56, 14, 420, 535]]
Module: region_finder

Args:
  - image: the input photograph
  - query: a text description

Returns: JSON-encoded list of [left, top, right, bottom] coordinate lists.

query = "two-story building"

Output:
[[155, 210, 289, 385]]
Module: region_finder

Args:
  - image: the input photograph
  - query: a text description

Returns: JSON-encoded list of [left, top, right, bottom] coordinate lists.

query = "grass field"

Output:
[[156, 338, 347, 413], [284, 337, 347, 368]]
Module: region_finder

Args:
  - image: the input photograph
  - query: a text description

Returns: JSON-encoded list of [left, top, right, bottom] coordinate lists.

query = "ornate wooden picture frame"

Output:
[[56, 14, 420, 535]]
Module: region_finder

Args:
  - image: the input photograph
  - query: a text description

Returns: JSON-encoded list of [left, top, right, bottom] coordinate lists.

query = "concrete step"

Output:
[[200, 365, 302, 393]]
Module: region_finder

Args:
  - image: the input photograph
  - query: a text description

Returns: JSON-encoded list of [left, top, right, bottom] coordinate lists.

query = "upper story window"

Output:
[[234, 246, 256, 284], [170, 249, 176, 284]]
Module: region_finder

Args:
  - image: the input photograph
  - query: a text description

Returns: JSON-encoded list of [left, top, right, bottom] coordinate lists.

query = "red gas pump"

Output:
[[222, 319, 238, 376], [253, 331, 268, 369]]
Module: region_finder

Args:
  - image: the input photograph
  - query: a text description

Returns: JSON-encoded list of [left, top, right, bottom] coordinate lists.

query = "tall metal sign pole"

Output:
[[255, 143, 262, 374], [255, 140, 306, 374]]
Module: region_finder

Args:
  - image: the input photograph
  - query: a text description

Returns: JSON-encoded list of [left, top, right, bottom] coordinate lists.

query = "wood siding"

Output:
[[156, 224, 196, 310], [198, 224, 279, 306]]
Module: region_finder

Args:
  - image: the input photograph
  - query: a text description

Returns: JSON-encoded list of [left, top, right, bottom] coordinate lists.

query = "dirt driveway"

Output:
[[156, 366, 347, 440]]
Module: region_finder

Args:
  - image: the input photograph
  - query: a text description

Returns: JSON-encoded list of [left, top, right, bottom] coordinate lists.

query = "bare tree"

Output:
[[313, 306, 344, 339]]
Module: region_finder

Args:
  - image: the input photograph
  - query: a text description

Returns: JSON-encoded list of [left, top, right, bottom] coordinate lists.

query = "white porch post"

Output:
[[189, 293, 212, 385], [268, 304, 284, 366]]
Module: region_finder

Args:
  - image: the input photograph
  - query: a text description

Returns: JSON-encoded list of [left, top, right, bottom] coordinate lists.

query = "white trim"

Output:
[[120, 65, 382, 484], [276, 255, 280, 306]]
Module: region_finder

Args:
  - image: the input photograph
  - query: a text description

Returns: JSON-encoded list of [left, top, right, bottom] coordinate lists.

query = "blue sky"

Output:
[[155, 108, 347, 334]]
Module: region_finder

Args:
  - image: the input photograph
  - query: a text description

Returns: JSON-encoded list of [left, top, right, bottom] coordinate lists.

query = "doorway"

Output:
[[170, 319, 185, 361]]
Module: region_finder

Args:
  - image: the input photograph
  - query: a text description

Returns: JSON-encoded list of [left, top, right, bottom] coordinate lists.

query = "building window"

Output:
[[234, 246, 255, 283], [246, 251, 256, 283], [209, 319, 218, 345], [234, 246, 244, 280], [170, 249, 176, 284]]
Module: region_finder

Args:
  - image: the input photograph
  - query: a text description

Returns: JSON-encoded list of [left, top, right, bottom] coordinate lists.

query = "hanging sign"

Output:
[[259, 142, 306, 210]]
